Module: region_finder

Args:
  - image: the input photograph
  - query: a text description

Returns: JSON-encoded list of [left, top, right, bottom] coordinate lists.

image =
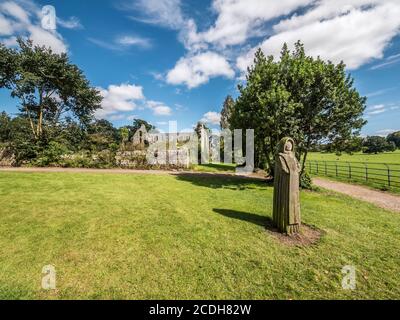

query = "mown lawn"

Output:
[[307, 151, 400, 193], [192, 163, 236, 173], [308, 151, 400, 164], [0, 172, 399, 300]]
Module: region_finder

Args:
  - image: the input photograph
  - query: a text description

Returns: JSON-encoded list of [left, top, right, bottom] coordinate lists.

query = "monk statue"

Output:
[[273, 137, 301, 235]]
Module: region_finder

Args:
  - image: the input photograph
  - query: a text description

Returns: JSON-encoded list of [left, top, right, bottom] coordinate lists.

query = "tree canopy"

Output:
[[220, 95, 234, 130], [363, 136, 396, 154], [0, 39, 102, 140], [387, 131, 400, 149], [229, 42, 367, 174]]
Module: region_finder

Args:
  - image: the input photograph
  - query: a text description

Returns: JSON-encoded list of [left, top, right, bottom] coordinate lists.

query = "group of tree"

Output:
[[316, 134, 398, 154], [0, 38, 159, 165], [221, 41, 367, 176], [362, 135, 397, 154], [387, 131, 400, 149], [0, 108, 155, 164]]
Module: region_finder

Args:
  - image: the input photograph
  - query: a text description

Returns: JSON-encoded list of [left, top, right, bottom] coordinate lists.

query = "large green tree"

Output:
[[230, 42, 367, 175], [0, 39, 102, 140], [387, 131, 400, 149], [363, 136, 396, 154], [0, 111, 11, 142], [220, 95, 234, 130]]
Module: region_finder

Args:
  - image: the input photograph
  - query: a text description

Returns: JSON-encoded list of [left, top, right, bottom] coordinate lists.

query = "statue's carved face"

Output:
[[284, 141, 293, 152]]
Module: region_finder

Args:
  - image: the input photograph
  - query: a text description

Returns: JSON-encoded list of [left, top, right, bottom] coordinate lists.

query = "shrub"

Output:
[[300, 171, 314, 190], [33, 141, 70, 167]]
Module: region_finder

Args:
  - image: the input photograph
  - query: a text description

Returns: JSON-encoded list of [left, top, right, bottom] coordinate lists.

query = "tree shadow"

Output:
[[213, 208, 273, 227], [196, 163, 236, 172], [175, 172, 272, 190], [214, 209, 324, 247]]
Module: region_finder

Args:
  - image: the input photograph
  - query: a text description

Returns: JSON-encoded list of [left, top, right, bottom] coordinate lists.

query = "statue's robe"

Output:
[[273, 152, 301, 234]]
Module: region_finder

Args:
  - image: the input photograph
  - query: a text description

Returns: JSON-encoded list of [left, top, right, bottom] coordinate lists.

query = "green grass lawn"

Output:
[[308, 151, 400, 163], [307, 151, 400, 192], [192, 163, 236, 173], [0, 172, 399, 299]]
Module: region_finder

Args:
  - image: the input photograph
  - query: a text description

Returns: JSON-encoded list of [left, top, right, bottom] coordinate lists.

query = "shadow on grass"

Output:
[[175, 172, 272, 190], [213, 208, 272, 227], [214, 208, 324, 246], [195, 163, 236, 172]]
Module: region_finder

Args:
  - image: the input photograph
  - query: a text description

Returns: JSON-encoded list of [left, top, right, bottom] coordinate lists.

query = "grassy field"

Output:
[[192, 163, 236, 173], [0, 172, 399, 300], [308, 151, 400, 163], [307, 151, 400, 192]]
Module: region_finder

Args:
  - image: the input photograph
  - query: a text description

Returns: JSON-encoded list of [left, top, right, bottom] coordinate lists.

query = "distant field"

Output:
[[308, 151, 400, 164], [307, 151, 400, 192]]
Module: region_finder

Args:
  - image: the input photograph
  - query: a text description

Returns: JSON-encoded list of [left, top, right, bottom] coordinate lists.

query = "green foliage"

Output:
[[194, 121, 210, 139], [119, 127, 129, 145], [363, 136, 396, 154], [0, 43, 18, 89], [33, 141, 70, 167], [0, 111, 11, 142], [230, 42, 366, 174], [220, 95, 234, 130], [86, 119, 119, 152], [131, 119, 155, 133], [323, 136, 364, 155], [387, 131, 400, 148], [6, 116, 39, 164], [300, 171, 313, 190], [0, 39, 102, 140]]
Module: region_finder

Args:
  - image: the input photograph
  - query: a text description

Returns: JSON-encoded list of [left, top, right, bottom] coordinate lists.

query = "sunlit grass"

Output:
[[0, 172, 399, 299]]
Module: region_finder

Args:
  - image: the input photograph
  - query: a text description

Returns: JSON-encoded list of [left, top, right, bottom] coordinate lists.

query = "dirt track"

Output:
[[313, 177, 400, 212]]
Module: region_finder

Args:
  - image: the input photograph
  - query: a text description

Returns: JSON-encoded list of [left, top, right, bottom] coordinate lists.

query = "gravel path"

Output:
[[313, 177, 400, 212]]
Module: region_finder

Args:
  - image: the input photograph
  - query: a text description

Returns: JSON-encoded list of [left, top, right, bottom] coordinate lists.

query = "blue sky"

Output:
[[0, 0, 400, 136]]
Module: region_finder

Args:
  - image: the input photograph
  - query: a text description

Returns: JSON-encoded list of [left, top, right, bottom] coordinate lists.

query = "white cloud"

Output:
[[166, 51, 235, 88], [1, 1, 30, 24], [57, 16, 82, 30], [365, 88, 395, 98], [0, 13, 15, 35], [237, 0, 400, 72], [125, 0, 185, 29], [108, 114, 126, 121], [146, 100, 172, 116], [376, 129, 396, 137], [201, 111, 221, 125], [198, 0, 312, 47], [0, 0, 68, 54], [96, 84, 145, 118], [27, 25, 67, 53], [115, 35, 151, 48], [126, 114, 139, 121], [89, 34, 152, 51], [370, 53, 400, 70], [96, 83, 173, 119], [366, 104, 386, 115], [123, 0, 400, 88]]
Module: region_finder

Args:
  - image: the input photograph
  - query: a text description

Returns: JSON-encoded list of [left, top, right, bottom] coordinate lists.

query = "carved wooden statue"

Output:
[[273, 137, 301, 235]]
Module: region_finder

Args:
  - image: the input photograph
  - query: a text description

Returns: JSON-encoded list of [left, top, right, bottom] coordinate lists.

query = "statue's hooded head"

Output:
[[276, 137, 295, 155]]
